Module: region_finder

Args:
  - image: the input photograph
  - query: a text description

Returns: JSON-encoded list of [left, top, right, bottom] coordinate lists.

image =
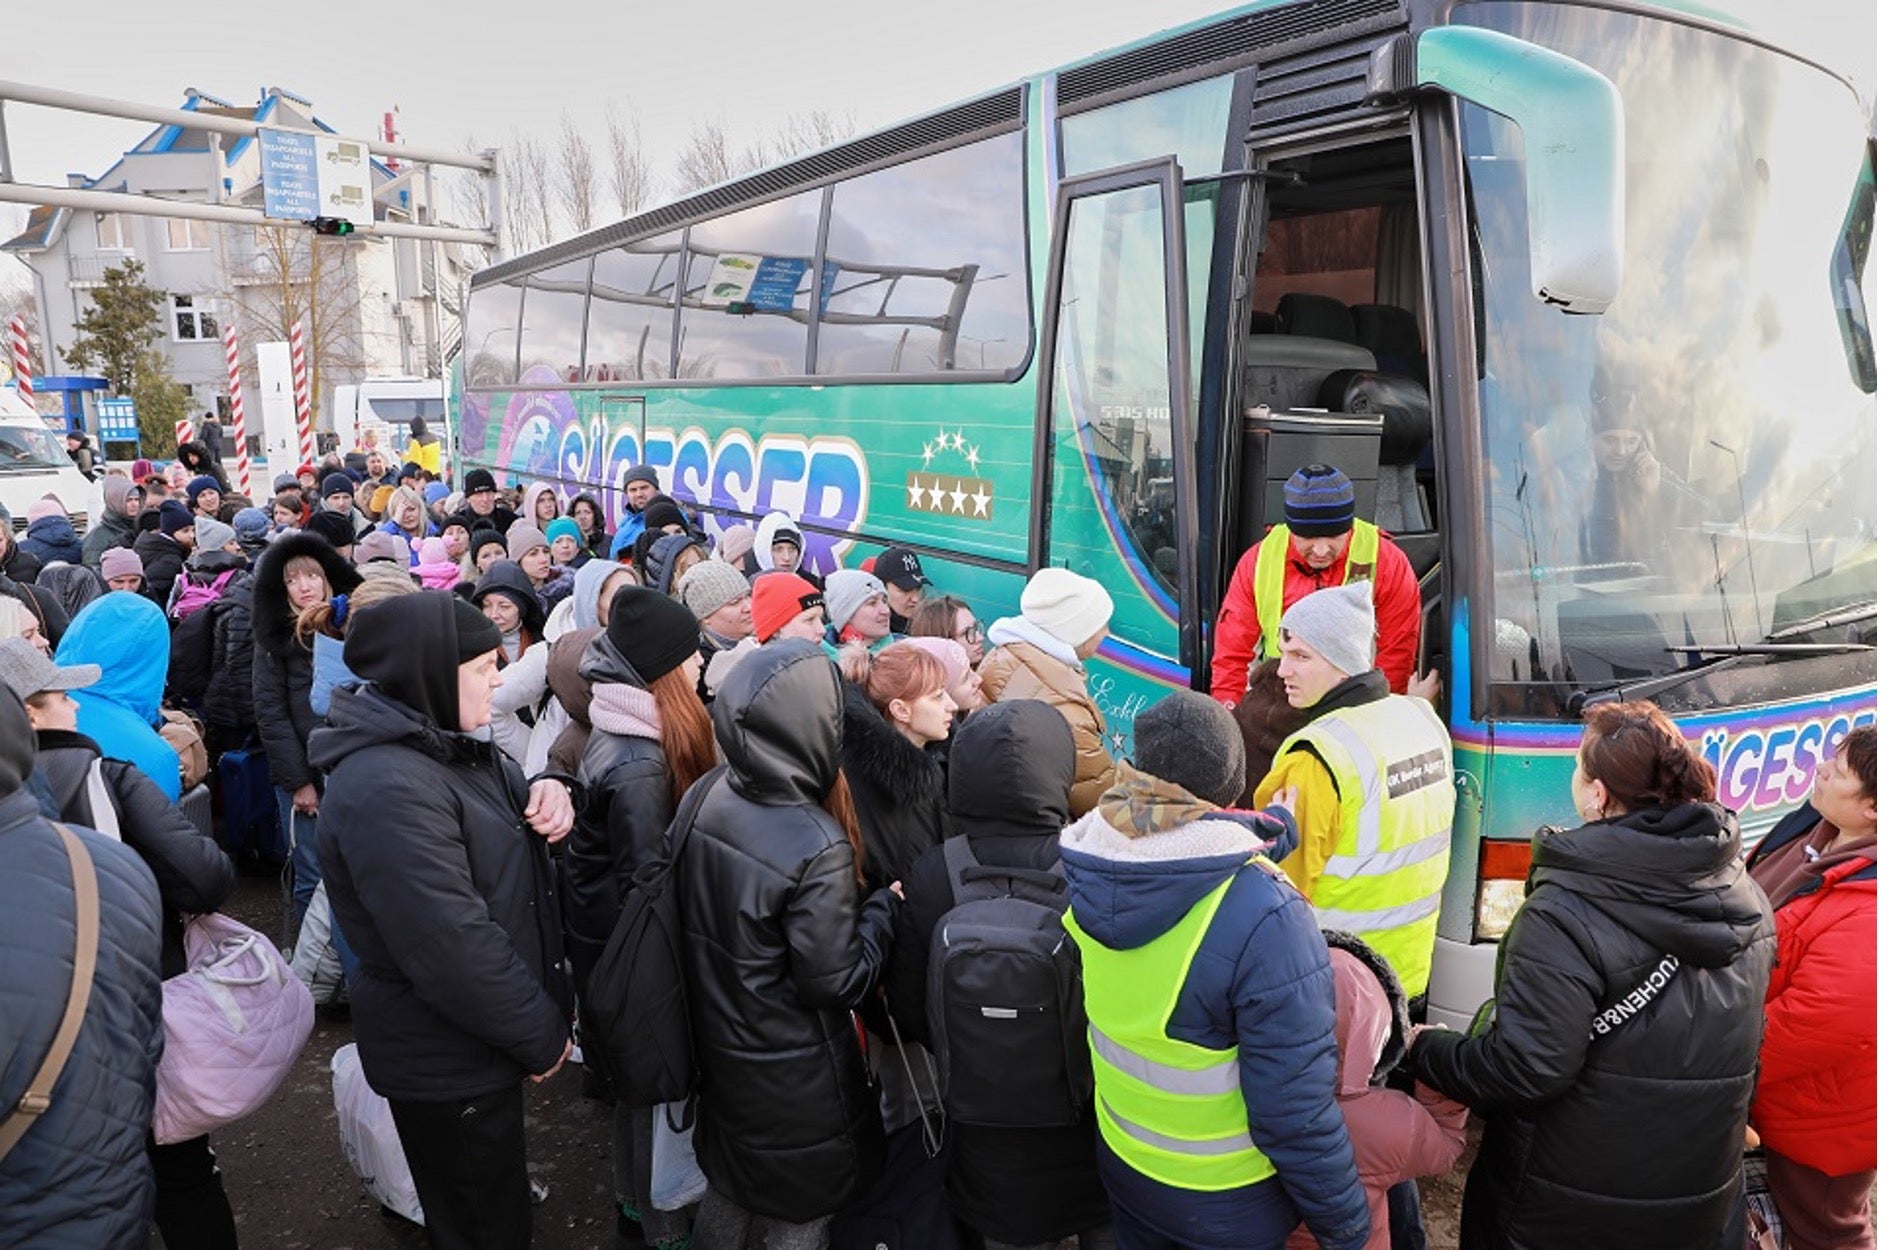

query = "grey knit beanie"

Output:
[[824, 568, 886, 633], [677, 559, 750, 623], [1133, 691, 1247, 808], [1279, 581, 1376, 678]]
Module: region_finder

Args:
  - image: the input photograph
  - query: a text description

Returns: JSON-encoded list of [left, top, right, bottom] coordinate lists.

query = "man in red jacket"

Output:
[[1746, 724, 1876, 1250], [1211, 464, 1431, 706]]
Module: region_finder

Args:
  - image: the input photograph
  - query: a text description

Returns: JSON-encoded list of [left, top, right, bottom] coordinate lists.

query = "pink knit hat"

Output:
[[27, 495, 63, 523], [100, 547, 143, 581], [902, 636, 970, 690], [417, 536, 450, 564]]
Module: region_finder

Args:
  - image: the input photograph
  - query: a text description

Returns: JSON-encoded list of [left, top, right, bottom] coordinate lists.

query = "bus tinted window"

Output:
[[678, 191, 822, 379], [518, 257, 591, 383], [587, 232, 682, 381], [1061, 74, 1233, 178], [818, 134, 1030, 376], [462, 279, 522, 388]]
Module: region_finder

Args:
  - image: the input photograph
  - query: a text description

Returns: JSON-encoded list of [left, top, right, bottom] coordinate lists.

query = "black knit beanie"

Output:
[[605, 584, 701, 683], [1134, 690, 1248, 808], [453, 595, 503, 663]]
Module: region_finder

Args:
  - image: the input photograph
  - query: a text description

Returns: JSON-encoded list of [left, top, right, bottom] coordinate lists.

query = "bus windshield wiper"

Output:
[[1564, 650, 1755, 714], [1761, 603, 1876, 643], [1664, 642, 1874, 657]]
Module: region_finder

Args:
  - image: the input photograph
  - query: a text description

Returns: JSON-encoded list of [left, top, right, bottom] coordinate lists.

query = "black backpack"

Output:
[[924, 836, 1092, 1128], [584, 765, 723, 1109]]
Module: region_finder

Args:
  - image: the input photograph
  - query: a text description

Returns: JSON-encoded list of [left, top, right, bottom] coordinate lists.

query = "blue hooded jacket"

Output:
[[21, 513, 84, 567], [1058, 798, 1370, 1250], [56, 594, 181, 800]]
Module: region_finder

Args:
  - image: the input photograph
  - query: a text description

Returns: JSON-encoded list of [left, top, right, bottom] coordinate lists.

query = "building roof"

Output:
[[1, 205, 64, 253]]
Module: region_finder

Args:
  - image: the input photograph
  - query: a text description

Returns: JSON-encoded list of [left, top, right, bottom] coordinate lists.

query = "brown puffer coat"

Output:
[[977, 631, 1115, 817]]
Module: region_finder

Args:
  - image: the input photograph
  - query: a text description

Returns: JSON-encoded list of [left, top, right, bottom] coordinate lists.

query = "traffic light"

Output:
[[310, 217, 355, 237]]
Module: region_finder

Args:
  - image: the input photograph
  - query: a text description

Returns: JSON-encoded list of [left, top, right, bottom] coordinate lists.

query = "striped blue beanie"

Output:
[[1283, 464, 1355, 537]]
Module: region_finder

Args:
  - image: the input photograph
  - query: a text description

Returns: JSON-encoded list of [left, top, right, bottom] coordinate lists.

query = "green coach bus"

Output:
[[457, 0, 1876, 1028]]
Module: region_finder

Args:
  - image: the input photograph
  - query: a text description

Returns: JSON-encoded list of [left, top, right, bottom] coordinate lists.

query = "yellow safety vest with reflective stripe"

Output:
[[1253, 521, 1381, 660], [1277, 695, 1453, 996], [1064, 873, 1278, 1192]]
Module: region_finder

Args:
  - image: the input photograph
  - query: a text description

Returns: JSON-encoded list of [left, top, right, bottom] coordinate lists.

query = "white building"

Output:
[[2, 87, 475, 428]]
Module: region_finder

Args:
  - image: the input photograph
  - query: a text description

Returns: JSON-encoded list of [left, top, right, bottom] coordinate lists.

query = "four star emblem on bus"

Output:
[[908, 427, 994, 520]]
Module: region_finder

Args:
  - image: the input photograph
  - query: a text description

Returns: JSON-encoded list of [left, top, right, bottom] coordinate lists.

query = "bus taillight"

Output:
[[1475, 839, 1533, 941]]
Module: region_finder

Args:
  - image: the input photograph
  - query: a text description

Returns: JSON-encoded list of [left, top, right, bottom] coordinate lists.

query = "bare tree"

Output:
[[226, 227, 368, 422], [672, 119, 765, 195], [503, 133, 556, 252], [555, 113, 599, 236], [604, 102, 656, 218], [768, 110, 855, 161]]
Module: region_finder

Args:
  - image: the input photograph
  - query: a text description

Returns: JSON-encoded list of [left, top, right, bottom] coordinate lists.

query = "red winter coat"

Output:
[[1210, 527, 1421, 704], [1750, 847, 1877, 1175]]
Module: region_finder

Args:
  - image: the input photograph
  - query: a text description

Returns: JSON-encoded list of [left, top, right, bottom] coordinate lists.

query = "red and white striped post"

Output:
[[289, 317, 314, 465], [7, 316, 31, 401], [220, 322, 253, 498]]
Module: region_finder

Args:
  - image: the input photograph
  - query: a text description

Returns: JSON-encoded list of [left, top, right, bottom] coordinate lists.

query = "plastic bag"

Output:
[[650, 1102, 706, 1212], [331, 1043, 425, 1226], [289, 881, 346, 1005]]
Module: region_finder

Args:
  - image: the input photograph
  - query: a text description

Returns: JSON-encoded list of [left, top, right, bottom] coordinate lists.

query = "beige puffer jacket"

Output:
[[977, 625, 1116, 816]]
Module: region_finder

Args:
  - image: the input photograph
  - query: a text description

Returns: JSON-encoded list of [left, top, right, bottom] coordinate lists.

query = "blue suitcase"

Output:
[[219, 747, 286, 864]]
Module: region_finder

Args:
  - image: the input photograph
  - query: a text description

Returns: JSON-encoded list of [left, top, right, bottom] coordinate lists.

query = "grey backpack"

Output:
[[925, 836, 1091, 1127]]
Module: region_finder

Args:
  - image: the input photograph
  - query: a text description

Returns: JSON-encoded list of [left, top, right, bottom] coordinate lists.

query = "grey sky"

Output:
[[3, 0, 1872, 244]]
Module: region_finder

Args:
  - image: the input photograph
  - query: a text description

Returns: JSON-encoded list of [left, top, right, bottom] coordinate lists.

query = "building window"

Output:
[[171, 295, 219, 342], [166, 218, 211, 251], [96, 213, 130, 251]]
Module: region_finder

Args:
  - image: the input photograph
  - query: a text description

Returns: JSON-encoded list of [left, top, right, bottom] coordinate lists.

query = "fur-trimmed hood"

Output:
[[1058, 803, 1270, 950], [838, 677, 946, 810], [250, 528, 363, 654], [1324, 930, 1411, 1091]]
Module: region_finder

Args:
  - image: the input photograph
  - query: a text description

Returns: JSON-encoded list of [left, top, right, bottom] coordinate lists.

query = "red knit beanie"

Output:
[[751, 572, 824, 643]]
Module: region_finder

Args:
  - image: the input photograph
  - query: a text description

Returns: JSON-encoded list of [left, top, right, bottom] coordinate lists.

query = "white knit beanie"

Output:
[[1021, 567, 1114, 649], [1279, 581, 1376, 678]]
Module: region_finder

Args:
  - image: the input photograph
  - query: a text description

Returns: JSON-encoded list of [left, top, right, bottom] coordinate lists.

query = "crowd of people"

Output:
[[0, 449, 1873, 1250]]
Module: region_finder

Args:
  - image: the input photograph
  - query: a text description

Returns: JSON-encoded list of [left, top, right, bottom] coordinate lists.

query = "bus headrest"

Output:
[[1276, 293, 1357, 342]]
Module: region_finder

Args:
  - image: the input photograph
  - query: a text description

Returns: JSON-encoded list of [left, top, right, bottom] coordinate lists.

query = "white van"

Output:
[[0, 388, 94, 536]]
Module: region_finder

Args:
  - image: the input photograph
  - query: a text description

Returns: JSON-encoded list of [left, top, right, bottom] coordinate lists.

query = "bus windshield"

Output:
[[1463, 2, 1877, 716]]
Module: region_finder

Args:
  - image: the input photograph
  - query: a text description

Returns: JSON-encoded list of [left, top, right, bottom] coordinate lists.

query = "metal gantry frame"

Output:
[[0, 78, 501, 248]]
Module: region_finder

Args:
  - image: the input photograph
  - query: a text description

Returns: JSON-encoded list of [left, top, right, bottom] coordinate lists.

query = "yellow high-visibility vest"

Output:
[[1253, 521, 1381, 660], [1065, 873, 1278, 1191], [1276, 694, 1453, 995]]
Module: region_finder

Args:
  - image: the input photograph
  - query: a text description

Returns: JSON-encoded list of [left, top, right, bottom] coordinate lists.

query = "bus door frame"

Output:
[[1031, 157, 1203, 670]]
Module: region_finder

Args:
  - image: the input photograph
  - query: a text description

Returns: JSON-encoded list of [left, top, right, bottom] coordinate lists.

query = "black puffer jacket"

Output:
[[37, 728, 235, 978], [251, 532, 360, 792], [886, 700, 1109, 1245], [312, 676, 570, 1102], [562, 631, 673, 978], [680, 641, 899, 1223], [131, 529, 186, 609], [839, 678, 947, 893], [202, 573, 256, 737], [1412, 803, 1775, 1250]]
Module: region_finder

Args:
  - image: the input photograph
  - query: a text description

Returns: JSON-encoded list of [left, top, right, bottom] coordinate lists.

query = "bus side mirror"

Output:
[[1369, 27, 1625, 315]]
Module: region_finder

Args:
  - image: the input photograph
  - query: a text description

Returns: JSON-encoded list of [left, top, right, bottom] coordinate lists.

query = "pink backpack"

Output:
[[170, 568, 237, 621], [153, 912, 314, 1144]]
